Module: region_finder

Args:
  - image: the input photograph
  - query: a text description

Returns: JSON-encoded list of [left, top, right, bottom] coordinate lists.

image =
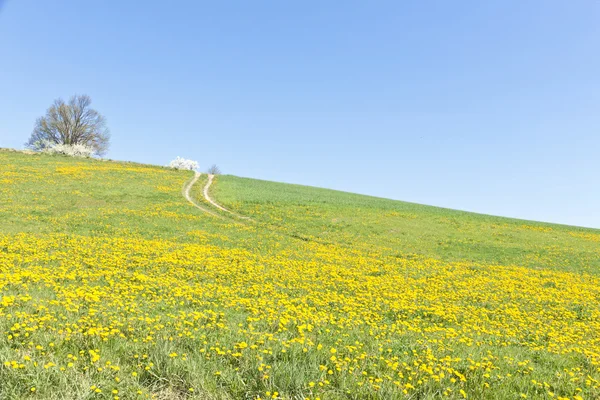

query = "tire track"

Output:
[[182, 172, 222, 218], [203, 174, 252, 220], [183, 172, 251, 221]]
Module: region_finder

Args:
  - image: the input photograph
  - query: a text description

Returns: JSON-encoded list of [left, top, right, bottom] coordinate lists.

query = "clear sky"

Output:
[[1, 1, 599, 228]]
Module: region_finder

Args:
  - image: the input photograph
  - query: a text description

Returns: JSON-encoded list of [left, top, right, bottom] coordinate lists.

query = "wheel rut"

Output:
[[183, 172, 251, 221]]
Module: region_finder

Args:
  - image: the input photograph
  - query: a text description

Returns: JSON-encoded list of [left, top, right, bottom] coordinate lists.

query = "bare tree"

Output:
[[207, 164, 221, 175], [26, 95, 110, 156]]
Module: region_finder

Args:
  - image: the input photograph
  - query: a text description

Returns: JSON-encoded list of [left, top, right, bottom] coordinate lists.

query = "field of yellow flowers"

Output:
[[1, 149, 599, 400]]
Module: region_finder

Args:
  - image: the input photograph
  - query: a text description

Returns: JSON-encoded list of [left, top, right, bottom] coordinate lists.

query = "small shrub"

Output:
[[169, 157, 199, 171], [207, 164, 221, 175]]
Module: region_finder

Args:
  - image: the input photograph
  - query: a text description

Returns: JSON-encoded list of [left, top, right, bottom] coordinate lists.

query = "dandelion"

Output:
[[1, 150, 600, 399]]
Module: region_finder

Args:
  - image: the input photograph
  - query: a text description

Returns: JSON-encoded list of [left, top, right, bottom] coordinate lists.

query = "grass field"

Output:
[[1, 149, 599, 400], [212, 176, 600, 274]]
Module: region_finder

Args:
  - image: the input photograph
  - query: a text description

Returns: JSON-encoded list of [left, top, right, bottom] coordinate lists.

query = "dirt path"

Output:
[[182, 172, 221, 218], [184, 172, 333, 246], [203, 174, 252, 220], [203, 174, 230, 212], [184, 172, 251, 221]]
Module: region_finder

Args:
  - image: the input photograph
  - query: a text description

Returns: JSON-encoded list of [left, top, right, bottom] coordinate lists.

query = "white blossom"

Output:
[[169, 157, 199, 171], [40, 142, 95, 158]]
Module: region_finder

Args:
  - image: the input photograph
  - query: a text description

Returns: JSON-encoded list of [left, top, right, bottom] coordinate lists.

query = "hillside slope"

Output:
[[213, 175, 600, 273], [1, 149, 599, 400]]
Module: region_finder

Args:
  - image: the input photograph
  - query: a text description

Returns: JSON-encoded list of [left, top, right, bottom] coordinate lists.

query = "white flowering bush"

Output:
[[39, 142, 95, 158], [169, 157, 199, 171]]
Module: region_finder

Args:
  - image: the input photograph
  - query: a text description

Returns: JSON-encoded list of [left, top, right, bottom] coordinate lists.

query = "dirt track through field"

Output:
[[184, 172, 251, 221], [183, 172, 341, 247], [183, 172, 221, 218], [203, 174, 230, 212], [204, 174, 252, 220]]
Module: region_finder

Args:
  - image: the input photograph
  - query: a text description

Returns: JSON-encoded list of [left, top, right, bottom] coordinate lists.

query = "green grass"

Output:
[[212, 175, 600, 273], [1, 149, 599, 400]]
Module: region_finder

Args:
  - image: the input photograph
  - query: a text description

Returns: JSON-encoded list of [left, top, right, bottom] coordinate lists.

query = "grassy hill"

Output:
[[213, 176, 600, 273], [1, 149, 599, 400]]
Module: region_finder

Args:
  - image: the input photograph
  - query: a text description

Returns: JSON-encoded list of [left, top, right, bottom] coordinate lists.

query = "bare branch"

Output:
[[26, 95, 110, 156], [207, 164, 221, 175]]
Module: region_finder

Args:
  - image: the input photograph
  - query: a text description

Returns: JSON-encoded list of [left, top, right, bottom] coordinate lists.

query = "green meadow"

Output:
[[0, 149, 599, 400]]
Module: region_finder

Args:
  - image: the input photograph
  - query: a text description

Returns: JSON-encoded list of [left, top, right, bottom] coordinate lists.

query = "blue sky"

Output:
[[1, 1, 599, 228]]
